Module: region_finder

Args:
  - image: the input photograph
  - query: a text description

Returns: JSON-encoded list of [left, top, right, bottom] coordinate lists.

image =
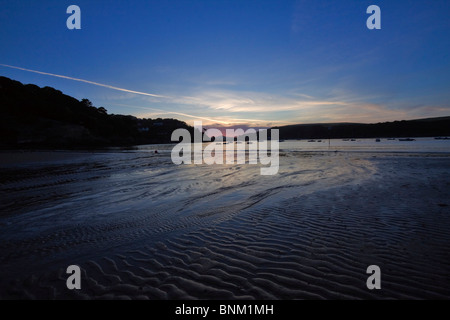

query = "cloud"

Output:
[[109, 103, 232, 125], [166, 88, 446, 124], [112, 102, 291, 127], [292, 93, 315, 99], [168, 89, 350, 113], [0, 64, 166, 98]]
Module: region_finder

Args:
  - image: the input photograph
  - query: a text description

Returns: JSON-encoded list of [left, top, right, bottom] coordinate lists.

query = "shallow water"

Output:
[[132, 137, 450, 154], [281, 137, 450, 153], [0, 143, 449, 299]]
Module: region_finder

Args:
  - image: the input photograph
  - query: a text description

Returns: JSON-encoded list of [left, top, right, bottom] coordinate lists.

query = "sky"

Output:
[[1, 0, 450, 127]]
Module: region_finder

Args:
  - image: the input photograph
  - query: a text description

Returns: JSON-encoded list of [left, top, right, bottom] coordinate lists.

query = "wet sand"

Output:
[[0, 150, 449, 299]]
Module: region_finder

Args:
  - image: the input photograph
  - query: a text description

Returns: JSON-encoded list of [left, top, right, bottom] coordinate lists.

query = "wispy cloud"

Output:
[[292, 93, 315, 99], [110, 103, 232, 125], [0, 64, 166, 98], [169, 90, 350, 113], [164, 89, 434, 124], [110, 103, 291, 127]]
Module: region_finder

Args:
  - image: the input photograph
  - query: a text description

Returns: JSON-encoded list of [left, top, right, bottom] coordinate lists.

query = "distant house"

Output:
[[138, 127, 149, 132]]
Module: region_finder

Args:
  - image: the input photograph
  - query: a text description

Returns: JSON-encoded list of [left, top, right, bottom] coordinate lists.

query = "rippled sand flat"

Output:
[[0, 148, 449, 299]]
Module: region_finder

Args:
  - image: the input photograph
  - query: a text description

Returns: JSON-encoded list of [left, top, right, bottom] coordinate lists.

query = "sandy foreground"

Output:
[[0, 149, 449, 299]]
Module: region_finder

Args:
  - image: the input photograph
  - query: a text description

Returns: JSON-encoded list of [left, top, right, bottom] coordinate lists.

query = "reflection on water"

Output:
[[280, 137, 450, 153], [132, 138, 450, 155]]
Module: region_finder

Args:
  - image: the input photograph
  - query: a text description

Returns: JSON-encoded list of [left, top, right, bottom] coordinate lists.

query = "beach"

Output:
[[0, 140, 449, 299]]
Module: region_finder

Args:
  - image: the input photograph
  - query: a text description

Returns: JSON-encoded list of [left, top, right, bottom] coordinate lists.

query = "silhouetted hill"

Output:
[[273, 117, 450, 140], [0, 76, 193, 149]]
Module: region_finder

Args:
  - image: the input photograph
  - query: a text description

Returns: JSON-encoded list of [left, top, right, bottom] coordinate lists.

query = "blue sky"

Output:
[[1, 0, 450, 126]]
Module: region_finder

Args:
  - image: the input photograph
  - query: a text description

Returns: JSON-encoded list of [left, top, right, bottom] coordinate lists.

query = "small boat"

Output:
[[375, 138, 381, 142], [350, 139, 356, 141], [435, 137, 450, 140], [307, 140, 316, 142], [317, 140, 322, 142], [399, 138, 416, 141]]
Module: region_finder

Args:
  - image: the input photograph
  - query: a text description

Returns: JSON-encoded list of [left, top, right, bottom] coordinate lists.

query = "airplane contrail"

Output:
[[0, 63, 240, 125], [112, 103, 294, 126], [0, 63, 290, 126], [0, 63, 166, 98], [111, 103, 233, 125]]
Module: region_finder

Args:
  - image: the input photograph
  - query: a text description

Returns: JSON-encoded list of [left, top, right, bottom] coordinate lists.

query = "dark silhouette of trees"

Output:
[[0, 76, 192, 149], [273, 118, 450, 140], [81, 98, 93, 107]]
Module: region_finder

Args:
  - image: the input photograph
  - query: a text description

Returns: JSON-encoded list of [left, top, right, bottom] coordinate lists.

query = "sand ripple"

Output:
[[0, 152, 449, 299]]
